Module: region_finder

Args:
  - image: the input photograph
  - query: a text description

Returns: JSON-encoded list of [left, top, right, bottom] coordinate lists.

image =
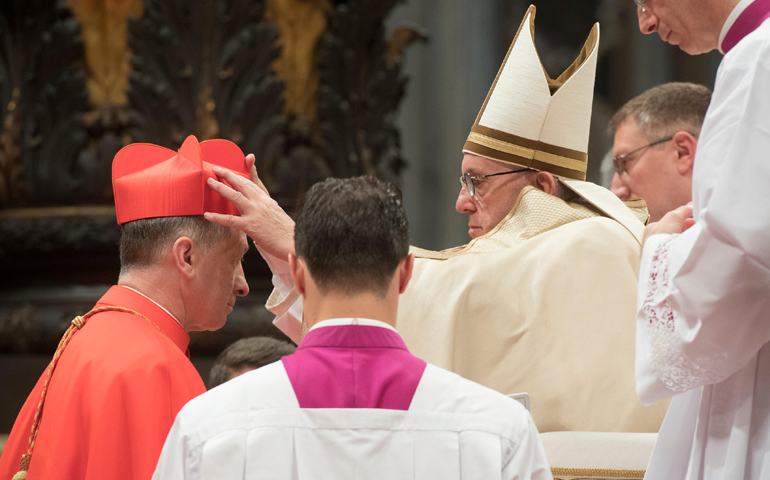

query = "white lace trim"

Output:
[[642, 240, 721, 393]]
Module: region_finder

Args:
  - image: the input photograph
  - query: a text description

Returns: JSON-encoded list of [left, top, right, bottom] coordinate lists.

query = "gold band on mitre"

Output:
[[464, 125, 588, 181]]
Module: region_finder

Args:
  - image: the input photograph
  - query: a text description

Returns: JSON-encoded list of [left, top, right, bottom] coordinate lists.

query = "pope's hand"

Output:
[[204, 154, 295, 260], [642, 202, 695, 246]]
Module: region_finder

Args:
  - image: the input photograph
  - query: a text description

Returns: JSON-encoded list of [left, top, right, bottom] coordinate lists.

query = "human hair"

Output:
[[607, 82, 712, 140], [208, 337, 297, 389], [294, 176, 410, 297], [119, 216, 232, 275]]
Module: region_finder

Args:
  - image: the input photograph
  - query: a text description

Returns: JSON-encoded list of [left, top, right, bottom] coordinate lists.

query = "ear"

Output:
[[533, 171, 559, 196], [672, 130, 697, 176], [397, 253, 415, 294], [172, 237, 195, 279], [288, 253, 307, 296]]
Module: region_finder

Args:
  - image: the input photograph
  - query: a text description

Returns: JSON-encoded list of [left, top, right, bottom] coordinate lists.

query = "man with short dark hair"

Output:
[[208, 337, 296, 388], [153, 176, 552, 480], [632, 0, 770, 477], [607, 82, 711, 221], [0, 136, 250, 480]]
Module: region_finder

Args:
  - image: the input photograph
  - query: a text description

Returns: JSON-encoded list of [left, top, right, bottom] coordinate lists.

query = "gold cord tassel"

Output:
[[11, 453, 30, 479]]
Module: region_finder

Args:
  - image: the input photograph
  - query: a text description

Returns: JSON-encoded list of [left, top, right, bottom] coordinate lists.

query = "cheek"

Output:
[[479, 200, 510, 232], [473, 199, 492, 224], [621, 173, 644, 197], [634, 161, 662, 188]]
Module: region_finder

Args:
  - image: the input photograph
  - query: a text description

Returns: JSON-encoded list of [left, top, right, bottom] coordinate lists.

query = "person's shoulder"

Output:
[[547, 214, 639, 256], [411, 364, 534, 437], [726, 20, 770, 67], [178, 360, 295, 427], [91, 317, 190, 367], [746, 19, 770, 47], [62, 313, 203, 400]]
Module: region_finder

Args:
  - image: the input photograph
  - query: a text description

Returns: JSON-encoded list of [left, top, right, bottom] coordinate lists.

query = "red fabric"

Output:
[[282, 325, 427, 410], [112, 135, 249, 225], [0, 286, 205, 480]]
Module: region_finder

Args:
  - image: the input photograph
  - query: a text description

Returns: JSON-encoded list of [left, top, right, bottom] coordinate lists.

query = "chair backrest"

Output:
[[541, 431, 656, 480]]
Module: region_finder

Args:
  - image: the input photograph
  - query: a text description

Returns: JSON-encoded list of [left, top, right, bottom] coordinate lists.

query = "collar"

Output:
[[300, 318, 407, 350], [308, 317, 398, 333], [96, 286, 191, 355], [120, 285, 184, 329], [411, 186, 600, 260], [719, 0, 770, 53]]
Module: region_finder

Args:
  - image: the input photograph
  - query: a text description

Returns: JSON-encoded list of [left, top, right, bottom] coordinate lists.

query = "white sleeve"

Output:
[[256, 245, 304, 344], [152, 412, 201, 480], [635, 45, 770, 405], [501, 414, 553, 480]]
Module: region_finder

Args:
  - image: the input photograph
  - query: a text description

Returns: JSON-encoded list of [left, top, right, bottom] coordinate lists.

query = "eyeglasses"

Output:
[[633, 0, 648, 13], [459, 168, 532, 197], [613, 136, 673, 175]]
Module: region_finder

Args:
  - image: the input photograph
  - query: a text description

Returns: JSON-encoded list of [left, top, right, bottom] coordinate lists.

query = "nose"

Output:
[[456, 185, 476, 213], [234, 262, 249, 297], [610, 173, 631, 200], [637, 7, 658, 34]]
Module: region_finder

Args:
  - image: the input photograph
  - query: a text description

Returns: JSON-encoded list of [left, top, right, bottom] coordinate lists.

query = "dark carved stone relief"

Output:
[[316, 0, 415, 185], [0, 0, 421, 211], [128, 0, 286, 163], [0, 0, 421, 359], [265, 0, 427, 210], [0, 285, 283, 355], [0, 0, 108, 208], [0, 209, 118, 255], [126, 0, 423, 213]]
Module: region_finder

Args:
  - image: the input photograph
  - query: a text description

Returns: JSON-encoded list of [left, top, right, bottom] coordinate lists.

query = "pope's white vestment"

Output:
[[262, 187, 668, 434], [637, 3, 770, 479], [153, 319, 552, 480]]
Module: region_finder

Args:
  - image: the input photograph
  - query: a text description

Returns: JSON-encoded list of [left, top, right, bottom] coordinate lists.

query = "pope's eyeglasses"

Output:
[[612, 136, 673, 175], [633, 0, 648, 13], [459, 168, 533, 197]]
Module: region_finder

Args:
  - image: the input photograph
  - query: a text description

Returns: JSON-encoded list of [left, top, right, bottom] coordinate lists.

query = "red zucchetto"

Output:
[[112, 135, 249, 225]]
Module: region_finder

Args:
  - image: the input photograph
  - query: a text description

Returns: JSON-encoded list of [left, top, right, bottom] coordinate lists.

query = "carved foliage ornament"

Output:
[[0, 0, 104, 207], [128, 0, 424, 211], [128, 0, 286, 166], [267, 0, 427, 209]]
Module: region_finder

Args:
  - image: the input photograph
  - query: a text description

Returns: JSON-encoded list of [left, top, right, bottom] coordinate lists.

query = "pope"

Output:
[[0, 136, 250, 480]]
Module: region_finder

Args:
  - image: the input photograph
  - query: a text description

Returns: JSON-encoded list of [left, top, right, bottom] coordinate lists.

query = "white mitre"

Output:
[[464, 5, 644, 241]]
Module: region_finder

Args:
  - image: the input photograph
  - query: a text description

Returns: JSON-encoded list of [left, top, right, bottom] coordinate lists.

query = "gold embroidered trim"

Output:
[[534, 150, 588, 172], [551, 467, 645, 479], [467, 132, 535, 159], [467, 132, 587, 173]]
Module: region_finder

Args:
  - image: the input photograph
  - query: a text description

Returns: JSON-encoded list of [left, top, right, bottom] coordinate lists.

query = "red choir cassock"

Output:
[[0, 135, 249, 480], [0, 286, 205, 480]]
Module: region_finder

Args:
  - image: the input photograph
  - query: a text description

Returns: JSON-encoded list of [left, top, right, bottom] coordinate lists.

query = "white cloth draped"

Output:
[[636, 17, 770, 480], [152, 356, 552, 479]]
